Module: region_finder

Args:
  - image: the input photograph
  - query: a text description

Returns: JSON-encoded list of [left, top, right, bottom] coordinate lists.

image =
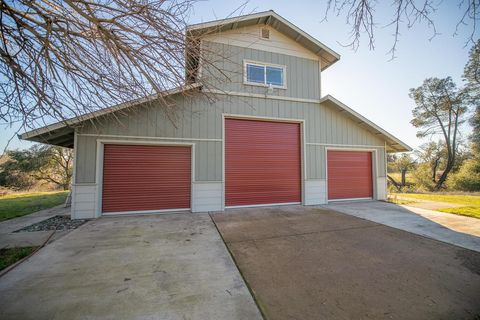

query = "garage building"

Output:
[[20, 11, 410, 219]]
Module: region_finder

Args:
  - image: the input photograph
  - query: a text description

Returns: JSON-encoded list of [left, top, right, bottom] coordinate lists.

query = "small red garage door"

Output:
[[327, 150, 373, 200], [102, 144, 191, 213], [225, 118, 301, 207]]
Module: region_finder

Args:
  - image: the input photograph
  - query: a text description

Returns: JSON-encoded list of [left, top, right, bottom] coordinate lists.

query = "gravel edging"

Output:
[[14, 216, 86, 233]]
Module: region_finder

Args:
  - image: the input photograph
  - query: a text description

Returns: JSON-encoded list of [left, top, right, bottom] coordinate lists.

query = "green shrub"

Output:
[[448, 159, 480, 191], [411, 163, 436, 192]]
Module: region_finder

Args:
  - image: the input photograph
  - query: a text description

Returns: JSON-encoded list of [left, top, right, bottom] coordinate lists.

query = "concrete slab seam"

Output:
[[208, 212, 267, 320]]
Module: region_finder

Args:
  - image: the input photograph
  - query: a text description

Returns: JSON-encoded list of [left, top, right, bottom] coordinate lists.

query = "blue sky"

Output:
[[2, 0, 478, 151]]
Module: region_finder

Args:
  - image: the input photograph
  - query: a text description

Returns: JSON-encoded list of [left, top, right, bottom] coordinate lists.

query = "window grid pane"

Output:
[[266, 66, 284, 86], [246, 64, 265, 84]]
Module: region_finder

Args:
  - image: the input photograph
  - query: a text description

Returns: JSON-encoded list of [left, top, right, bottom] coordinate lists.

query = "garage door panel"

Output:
[[328, 151, 373, 200], [102, 144, 191, 213], [225, 119, 301, 207]]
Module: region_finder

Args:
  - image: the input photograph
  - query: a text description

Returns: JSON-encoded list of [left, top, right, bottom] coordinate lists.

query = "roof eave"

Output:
[[319, 95, 412, 153], [20, 83, 202, 145], [187, 10, 340, 70]]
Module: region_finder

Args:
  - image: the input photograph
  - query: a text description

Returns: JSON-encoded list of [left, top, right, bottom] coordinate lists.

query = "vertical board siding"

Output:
[[306, 145, 324, 179], [75, 75, 387, 185], [75, 94, 387, 184], [201, 41, 321, 100], [76, 135, 97, 183]]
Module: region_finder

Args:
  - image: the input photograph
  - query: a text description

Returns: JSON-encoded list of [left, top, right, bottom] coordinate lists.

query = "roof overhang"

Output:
[[319, 95, 412, 153], [187, 10, 340, 70], [19, 83, 203, 148]]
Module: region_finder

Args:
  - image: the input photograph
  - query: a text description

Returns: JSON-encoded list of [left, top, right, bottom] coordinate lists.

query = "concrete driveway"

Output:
[[211, 206, 480, 320], [0, 213, 262, 320], [325, 201, 480, 252]]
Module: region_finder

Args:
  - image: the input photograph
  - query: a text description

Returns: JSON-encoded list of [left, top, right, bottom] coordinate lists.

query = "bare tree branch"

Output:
[[322, 0, 479, 59], [0, 0, 240, 148]]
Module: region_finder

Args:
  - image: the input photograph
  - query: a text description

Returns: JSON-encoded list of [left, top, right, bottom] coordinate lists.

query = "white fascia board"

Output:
[[319, 95, 412, 152], [187, 11, 340, 63], [19, 83, 202, 141]]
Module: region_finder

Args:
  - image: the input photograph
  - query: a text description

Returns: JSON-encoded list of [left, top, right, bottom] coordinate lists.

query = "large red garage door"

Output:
[[102, 144, 191, 213], [327, 150, 373, 200], [225, 118, 301, 207]]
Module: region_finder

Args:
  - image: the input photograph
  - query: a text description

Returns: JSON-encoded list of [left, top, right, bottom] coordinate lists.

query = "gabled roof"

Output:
[[187, 10, 340, 70], [319, 95, 412, 152], [19, 83, 202, 148]]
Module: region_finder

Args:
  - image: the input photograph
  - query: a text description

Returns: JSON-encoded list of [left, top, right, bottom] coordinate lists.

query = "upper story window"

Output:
[[244, 60, 287, 89]]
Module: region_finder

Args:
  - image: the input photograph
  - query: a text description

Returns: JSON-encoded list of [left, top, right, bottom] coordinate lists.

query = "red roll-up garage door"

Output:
[[225, 118, 301, 207], [102, 144, 191, 213], [327, 150, 373, 200]]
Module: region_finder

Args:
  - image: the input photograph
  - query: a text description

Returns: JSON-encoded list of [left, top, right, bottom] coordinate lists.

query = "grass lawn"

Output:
[[0, 247, 37, 271], [392, 193, 480, 219], [0, 191, 69, 222], [386, 197, 416, 205]]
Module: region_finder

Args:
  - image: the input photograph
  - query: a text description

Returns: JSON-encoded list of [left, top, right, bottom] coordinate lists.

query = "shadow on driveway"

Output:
[[324, 201, 480, 252], [0, 213, 262, 320], [211, 206, 480, 320]]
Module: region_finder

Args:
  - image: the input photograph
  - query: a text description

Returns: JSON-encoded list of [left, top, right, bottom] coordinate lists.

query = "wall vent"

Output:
[[261, 28, 270, 39]]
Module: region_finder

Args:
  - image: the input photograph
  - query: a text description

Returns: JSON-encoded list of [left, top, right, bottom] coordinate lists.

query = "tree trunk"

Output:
[[401, 169, 407, 186], [387, 175, 402, 192], [435, 165, 451, 190], [432, 159, 439, 183]]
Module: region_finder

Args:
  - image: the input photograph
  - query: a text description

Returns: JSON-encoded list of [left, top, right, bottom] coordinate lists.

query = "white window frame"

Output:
[[243, 60, 287, 89]]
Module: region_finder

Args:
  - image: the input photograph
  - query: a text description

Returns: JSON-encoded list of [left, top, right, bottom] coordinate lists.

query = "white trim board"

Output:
[[20, 83, 202, 140], [223, 113, 305, 123], [243, 59, 288, 89], [94, 139, 196, 217], [328, 198, 373, 202], [202, 25, 321, 62], [226, 202, 301, 209], [222, 113, 306, 210], [205, 89, 321, 104], [78, 133, 222, 142], [319, 95, 411, 152], [102, 208, 191, 216], [325, 147, 377, 202], [187, 10, 340, 69], [306, 143, 385, 148]]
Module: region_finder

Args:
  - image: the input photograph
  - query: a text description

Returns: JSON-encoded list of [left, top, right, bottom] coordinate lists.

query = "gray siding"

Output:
[[75, 93, 386, 184], [201, 41, 321, 100]]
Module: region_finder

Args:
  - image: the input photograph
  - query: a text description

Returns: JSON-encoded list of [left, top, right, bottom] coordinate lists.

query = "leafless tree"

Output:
[[322, 0, 480, 59], [0, 0, 238, 147]]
